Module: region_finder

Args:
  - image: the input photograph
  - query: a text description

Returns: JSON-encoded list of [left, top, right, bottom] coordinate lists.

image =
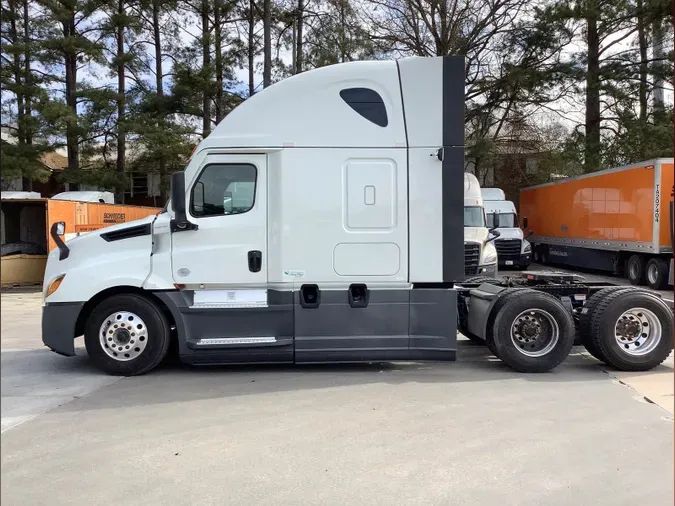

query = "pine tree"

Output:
[[1, 0, 56, 189]]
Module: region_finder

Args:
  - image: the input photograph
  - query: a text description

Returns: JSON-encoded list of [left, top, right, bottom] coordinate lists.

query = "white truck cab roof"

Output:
[[51, 191, 115, 204]]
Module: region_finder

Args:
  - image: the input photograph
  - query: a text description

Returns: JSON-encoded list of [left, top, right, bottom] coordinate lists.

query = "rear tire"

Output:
[[578, 286, 645, 363], [589, 290, 673, 371], [84, 294, 171, 376], [626, 254, 645, 286], [645, 257, 669, 290], [489, 290, 575, 373]]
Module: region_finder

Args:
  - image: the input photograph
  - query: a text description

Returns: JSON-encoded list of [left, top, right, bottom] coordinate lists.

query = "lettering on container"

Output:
[[103, 212, 126, 224], [654, 184, 660, 223]]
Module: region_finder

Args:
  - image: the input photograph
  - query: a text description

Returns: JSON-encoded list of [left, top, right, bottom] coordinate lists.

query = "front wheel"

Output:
[[84, 294, 171, 376]]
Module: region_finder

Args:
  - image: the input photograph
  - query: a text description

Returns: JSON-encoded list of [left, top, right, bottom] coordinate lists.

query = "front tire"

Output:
[[489, 290, 575, 373], [84, 294, 171, 376]]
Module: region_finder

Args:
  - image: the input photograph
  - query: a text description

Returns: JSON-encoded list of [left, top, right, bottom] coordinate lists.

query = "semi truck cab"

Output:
[[481, 188, 531, 269], [464, 174, 498, 276]]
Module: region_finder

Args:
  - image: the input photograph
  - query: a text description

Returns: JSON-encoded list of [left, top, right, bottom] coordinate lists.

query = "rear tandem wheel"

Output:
[[487, 289, 575, 373]]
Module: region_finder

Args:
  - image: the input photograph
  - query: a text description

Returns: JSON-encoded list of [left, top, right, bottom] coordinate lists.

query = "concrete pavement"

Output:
[[1, 287, 673, 505]]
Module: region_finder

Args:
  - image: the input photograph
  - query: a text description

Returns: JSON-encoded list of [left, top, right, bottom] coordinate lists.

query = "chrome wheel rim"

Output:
[[99, 311, 148, 361], [647, 264, 658, 285], [510, 309, 560, 357], [614, 308, 661, 356]]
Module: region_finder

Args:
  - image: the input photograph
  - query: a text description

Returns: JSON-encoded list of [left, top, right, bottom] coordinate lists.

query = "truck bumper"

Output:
[[499, 253, 531, 268], [42, 302, 84, 357], [478, 263, 498, 276]]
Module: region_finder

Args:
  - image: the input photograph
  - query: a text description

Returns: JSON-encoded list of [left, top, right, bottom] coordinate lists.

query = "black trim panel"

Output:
[[442, 56, 466, 283], [100, 223, 152, 242], [154, 287, 458, 366]]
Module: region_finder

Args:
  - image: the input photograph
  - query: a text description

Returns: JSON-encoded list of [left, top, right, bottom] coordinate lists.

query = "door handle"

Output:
[[248, 250, 262, 273]]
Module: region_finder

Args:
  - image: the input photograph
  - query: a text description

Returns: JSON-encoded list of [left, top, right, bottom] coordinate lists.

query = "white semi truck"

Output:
[[464, 174, 498, 276], [481, 188, 532, 269], [41, 56, 673, 376]]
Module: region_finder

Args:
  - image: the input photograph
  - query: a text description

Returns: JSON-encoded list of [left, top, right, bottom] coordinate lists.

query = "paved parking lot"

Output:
[[1, 274, 673, 505]]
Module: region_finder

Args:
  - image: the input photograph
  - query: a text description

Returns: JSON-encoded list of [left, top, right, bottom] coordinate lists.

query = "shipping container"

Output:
[[520, 158, 674, 290], [1, 198, 161, 287]]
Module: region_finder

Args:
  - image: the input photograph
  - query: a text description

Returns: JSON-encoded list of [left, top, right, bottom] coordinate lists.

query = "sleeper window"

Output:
[[339, 88, 388, 127], [191, 163, 257, 217]]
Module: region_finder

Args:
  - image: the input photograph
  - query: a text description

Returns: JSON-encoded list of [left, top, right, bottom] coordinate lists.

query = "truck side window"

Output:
[[339, 87, 388, 127], [190, 163, 257, 217]]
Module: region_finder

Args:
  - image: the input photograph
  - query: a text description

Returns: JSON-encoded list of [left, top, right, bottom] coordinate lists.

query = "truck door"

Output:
[[171, 154, 267, 287]]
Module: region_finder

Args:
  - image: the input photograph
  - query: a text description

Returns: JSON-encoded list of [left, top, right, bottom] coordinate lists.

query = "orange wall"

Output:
[[46, 201, 160, 251], [520, 164, 657, 244], [658, 162, 674, 248]]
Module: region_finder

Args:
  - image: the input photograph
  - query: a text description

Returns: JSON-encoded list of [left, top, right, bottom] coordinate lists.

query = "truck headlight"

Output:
[[481, 243, 497, 265], [524, 241, 531, 253]]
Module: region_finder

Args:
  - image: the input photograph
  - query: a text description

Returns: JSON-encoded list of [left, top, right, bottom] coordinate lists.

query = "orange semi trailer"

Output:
[[520, 158, 674, 290], [1, 198, 161, 287]]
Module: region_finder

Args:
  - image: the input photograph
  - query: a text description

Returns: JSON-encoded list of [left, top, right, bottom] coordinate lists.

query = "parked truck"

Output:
[[464, 173, 498, 276], [40, 56, 673, 377], [481, 187, 532, 269], [520, 158, 674, 290]]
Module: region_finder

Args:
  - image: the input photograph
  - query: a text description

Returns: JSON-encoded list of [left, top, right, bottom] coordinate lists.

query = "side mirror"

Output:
[[493, 214, 500, 228], [522, 217, 528, 229], [170, 171, 198, 232], [55, 221, 66, 236]]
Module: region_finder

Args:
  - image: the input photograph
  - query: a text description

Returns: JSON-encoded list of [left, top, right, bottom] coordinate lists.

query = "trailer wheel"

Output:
[[588, 290, 673, 371], [645, 258, 669, 290], [489, 291, 575, 373], [626, 254, 646, 286], [84, 294, 171, 376]]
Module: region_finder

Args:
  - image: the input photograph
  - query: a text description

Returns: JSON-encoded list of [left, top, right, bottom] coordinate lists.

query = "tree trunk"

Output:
[[636, 0, 648, 159], [64, 14, 79, 173], [263, 0, 271, 87], [8, 0, 25, 146], [214, 0, 224, 123], [248, 0, 255, 95], [295, 0, 303, 74], [153, 0, 165, 193], [117, 0, 126, 203], [22, 0, 32, 145], [201, 0, 211, 137], [584, 5, 601, 173]]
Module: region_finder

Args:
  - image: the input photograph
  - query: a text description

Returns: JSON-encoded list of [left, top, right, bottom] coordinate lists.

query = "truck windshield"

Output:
[[487, 213, 518, 228], [464, 206, 486, 227]]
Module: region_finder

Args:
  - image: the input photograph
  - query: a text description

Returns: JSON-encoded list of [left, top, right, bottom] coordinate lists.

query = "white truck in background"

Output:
[[464, 174, 498, 277], [39, 56, 673, 376], [481, 188, 531, 269]]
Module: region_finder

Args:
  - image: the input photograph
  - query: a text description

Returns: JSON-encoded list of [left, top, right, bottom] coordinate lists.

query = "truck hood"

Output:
[[64, 214, 157, 247], [464, 227, 488, 244], [494, 228, 524, 241]]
